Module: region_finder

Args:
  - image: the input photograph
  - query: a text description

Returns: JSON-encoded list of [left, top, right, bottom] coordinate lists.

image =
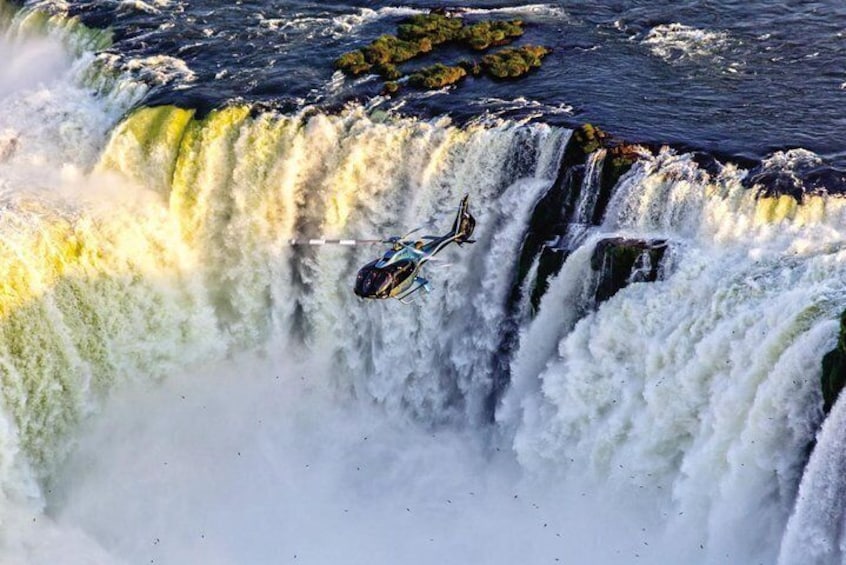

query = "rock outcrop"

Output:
[[821, 310, 846, 414], [590, 238, 667, 304]]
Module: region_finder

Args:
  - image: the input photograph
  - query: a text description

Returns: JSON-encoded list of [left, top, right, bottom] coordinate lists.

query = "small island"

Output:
[[334, 12, 551, 94]]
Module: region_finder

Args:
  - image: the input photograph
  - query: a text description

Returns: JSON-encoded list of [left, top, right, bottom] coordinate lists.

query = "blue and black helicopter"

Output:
[[290, 195, 475, 303]]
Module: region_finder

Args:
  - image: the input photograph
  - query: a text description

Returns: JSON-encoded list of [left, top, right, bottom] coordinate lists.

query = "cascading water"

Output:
[[3, 2, 846, 564], [505, 150, 846, 563], [562, 148, 606, 248]]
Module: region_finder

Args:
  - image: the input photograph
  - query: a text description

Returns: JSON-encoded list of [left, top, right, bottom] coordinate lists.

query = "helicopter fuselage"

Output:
[[353, 238, 441, 299], [353, 195, 476, 301]]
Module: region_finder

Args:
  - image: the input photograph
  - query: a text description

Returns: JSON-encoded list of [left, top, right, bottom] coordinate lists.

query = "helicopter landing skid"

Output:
[[397, 277, 431, 304]]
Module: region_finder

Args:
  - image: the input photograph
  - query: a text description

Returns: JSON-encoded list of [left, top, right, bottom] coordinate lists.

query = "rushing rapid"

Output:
[[2, 1, 846, 564]]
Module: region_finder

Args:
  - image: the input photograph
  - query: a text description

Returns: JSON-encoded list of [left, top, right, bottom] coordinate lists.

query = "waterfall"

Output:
[[505, 149, 844, 563], [562, 147, 607, 248], [779, 389, 846, 564], [3, 3, 846, 564]]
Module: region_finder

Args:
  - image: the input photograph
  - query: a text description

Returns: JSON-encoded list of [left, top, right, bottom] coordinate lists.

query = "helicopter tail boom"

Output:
[[449, 194, 476, 245]]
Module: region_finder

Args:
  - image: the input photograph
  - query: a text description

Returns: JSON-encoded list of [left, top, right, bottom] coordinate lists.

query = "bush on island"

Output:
[[409, 64, 467, 89], [364, 34, 433, 65], [335, 34, 433, 76], [572, 123, 608, 155], [460, 20, 524, 50], [381, 81, 400, 96], [397, 13, 464, 45], [481, 45, 550, 78], [334, 50, 371, 75], [375, 63, 402, 80]]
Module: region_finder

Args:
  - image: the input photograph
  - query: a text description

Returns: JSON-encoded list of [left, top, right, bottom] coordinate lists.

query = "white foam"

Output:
[[472, 97, 575, 119], [642, 23, 731, 63], [257, 7, 424, 40], [461, 4, 569, 20], [116, 0, 167, 15], [119, 54, 196, 86]]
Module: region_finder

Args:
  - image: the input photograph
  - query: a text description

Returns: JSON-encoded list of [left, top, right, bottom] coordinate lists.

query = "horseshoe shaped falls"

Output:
[[3, 1, 846, 563]]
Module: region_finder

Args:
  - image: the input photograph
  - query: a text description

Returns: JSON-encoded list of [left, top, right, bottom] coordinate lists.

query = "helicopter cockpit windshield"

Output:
[[354, 258, 416, 298]]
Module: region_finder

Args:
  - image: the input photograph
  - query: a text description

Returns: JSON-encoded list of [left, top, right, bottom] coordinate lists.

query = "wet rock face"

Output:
[[742, 148, 846, 200], [590, 237, 668, 304], [821, 310, 846, 414], [512, 125, 649, 308]]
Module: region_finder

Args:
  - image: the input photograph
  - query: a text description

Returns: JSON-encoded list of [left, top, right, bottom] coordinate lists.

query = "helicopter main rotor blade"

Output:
[[288, 238, 388, 246]]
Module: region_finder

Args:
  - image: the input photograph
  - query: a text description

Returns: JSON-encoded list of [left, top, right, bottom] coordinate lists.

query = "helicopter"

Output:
[[289, 195, 476, 303]]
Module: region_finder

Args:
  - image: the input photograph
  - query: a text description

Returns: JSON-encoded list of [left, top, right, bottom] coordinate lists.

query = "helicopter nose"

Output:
[[354, 262, 391, 298]]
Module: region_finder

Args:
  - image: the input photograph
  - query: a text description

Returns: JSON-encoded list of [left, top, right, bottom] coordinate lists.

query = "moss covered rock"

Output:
[[381, 81, 400, 96], [481, 45, 550, 79], [409, 64, 467, 89], [364, 34, 432, 66], [821, 310, 846, 413], [609, 143, 640, 169], [572, 123, 609, 155], [335, 34, 434, 76], [397, 13, 463, 45], [334, 12, 550, 90], [460, 19, 524, 50], [565, 124, 643, 196], [335, 11, 548, 88], [603, 142, 641, 192], [334, 50, 371, 75], [375, 63, 402, 80], [398, 14, 523, 51]]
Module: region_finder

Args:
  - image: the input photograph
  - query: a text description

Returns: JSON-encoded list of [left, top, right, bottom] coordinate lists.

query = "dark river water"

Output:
[[60, 0, 846, 166]]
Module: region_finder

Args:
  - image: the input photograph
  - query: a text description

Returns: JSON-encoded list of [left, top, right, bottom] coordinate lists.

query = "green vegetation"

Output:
[[334, 34, 432, 76], [334, 50, 371, 75], [568, 123, 642, 194], [609, 144, 639, 170], [460, 20, 524, 50], [572, 123, 608, 154], [364, 34, 432, 65], [397, 14, 523, 50], [381, 81, 400, 96], [409, 64, 467, 89], [397, 13, 463, 45], [333, 11, 549, 92], [375, 63, 402, 80], [482, 45, 550, 79]]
